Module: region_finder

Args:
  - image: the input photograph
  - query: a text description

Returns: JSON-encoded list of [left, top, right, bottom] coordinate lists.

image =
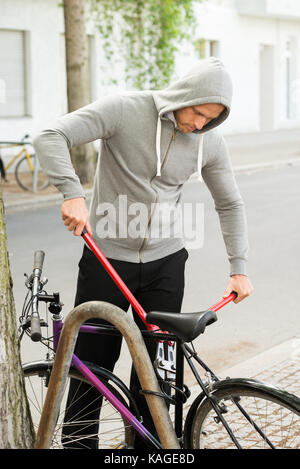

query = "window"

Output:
[[195, 38, 220, 59], [0, 29, 28, 117]]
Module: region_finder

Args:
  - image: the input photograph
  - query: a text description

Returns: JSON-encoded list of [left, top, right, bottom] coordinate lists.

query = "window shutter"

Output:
[[0, 30, 26, 117]]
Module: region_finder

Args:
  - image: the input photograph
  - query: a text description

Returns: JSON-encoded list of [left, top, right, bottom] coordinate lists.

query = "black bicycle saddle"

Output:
[[146, 310, 218, 342]]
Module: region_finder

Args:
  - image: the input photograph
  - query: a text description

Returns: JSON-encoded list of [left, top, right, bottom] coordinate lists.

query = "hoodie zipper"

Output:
[[138, 127, 177, 262]]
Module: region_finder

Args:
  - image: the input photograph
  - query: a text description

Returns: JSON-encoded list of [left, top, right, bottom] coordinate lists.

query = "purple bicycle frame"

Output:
[[52, 318, 162, 449]]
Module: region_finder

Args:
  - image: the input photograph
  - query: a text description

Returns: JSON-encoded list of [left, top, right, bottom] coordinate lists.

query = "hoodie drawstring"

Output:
[[155, 116, 204, 181], [156, 117, 162, 176], [197, 133, 204, 181]]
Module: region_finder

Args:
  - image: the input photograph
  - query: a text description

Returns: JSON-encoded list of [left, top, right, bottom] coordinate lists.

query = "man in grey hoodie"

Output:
[[33, 57, 253, 448]]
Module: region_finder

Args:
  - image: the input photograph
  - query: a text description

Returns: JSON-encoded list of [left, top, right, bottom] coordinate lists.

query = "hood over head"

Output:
[[152, 57, 233, 180]]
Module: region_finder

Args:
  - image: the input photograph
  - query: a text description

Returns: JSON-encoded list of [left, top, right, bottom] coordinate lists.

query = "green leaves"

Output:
[[88, 0, 199, 89]]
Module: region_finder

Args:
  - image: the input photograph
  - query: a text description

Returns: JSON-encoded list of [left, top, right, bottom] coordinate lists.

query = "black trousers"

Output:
[[62, 245, 188, 448]]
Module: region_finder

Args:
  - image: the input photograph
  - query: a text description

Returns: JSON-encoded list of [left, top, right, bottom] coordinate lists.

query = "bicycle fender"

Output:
[[210, 377, 300, 413], [23, 359, 141, 421], [183, 390, 207, 448]]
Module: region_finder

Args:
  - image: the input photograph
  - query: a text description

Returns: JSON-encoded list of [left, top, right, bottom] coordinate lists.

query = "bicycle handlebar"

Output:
[[0, 134, 32, 146], [30, 314, 42, 342], [30, 250, 45, 342], [33, 250, 45, 271]]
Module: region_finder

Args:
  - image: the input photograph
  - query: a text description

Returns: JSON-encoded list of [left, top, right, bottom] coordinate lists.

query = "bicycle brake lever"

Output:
[[24, 272, 33, 289]]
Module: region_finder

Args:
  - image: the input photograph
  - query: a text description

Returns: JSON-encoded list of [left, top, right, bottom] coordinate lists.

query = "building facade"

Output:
[[0, 0, 299, 143]]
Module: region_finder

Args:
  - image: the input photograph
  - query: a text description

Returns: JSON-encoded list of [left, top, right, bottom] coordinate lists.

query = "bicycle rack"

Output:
[[34, 301, 180, 449]]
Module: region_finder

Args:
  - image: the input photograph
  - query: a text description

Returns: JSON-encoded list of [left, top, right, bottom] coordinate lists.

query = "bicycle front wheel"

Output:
[[185, 378, 300, 449], [15, 154, 49, 191], [23, 361, 136, 449]]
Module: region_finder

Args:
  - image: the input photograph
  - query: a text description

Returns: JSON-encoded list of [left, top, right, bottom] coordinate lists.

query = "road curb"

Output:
[[233, 157, 300, 174], [187, 157, 300, 184], [3, 157, 300, 213], [3, 189, 93, 213]]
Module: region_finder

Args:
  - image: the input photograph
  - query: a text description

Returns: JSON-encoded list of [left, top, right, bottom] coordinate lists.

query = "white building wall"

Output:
[[0, 0, 299, 142], [0, 0, 65, 140], [178, 0, 300, 134]]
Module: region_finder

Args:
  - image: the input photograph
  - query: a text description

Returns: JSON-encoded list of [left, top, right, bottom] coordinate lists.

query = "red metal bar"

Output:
[[209, 292, 237, 312], [82, 230, 159, 332], [81, 230, 236, 330]]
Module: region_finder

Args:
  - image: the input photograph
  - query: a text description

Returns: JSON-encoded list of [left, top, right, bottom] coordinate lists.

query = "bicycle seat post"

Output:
[[175, 341, 184, 440]]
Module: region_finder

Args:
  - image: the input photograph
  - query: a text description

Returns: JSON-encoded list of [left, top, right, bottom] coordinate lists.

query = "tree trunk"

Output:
[[63, 0, 95, 184], [0, 181, 35, 448]]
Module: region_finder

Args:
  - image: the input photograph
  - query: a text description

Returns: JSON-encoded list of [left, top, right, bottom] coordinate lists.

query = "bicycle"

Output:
[[0, 134, 49, 192], [19, 231, 300, 449]]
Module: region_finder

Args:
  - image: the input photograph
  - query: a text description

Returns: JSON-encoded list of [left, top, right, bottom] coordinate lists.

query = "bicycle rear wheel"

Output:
[[23, 360, 136, 449], [15, 154, 49, 191], [185, 379, 300, 449]]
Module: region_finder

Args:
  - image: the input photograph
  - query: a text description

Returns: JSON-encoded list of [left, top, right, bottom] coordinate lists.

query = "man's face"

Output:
[[174, 103, 225, 133]]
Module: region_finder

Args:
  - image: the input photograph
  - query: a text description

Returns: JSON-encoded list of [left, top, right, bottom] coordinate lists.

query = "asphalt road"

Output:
[[5, 164, 300, 386]]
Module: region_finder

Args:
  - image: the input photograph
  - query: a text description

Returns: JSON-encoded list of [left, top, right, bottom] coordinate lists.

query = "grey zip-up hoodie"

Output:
[[33, 57, 248, 275]]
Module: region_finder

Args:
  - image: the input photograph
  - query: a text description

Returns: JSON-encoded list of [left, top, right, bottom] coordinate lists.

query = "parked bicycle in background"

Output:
[[0, 134, 49, 192]]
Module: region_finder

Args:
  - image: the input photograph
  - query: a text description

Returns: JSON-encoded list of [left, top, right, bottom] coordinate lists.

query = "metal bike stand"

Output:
[[34, 300, 180, 449]]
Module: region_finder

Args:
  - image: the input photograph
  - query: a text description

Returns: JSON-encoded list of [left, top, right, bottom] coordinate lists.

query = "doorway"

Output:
[[259, 44, 275, 131]]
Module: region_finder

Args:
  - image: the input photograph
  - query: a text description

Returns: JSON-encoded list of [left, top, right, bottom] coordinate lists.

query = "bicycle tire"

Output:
[[23, 360, 136, 449], [15, 154, 49, 191], [184, 378, 300, 449]]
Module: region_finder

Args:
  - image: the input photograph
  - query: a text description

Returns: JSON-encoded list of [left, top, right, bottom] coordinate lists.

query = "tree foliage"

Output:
[[89, 0, 198, 89]]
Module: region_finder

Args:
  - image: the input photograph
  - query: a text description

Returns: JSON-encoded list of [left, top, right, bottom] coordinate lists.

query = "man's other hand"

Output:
[[223, 274, 254, 304], [61, 197, 92, 237]]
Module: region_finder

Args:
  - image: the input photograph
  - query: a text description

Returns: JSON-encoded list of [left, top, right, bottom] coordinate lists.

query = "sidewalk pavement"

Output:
[[226, 127, 300, 172], [185, 335, 300, 412]]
